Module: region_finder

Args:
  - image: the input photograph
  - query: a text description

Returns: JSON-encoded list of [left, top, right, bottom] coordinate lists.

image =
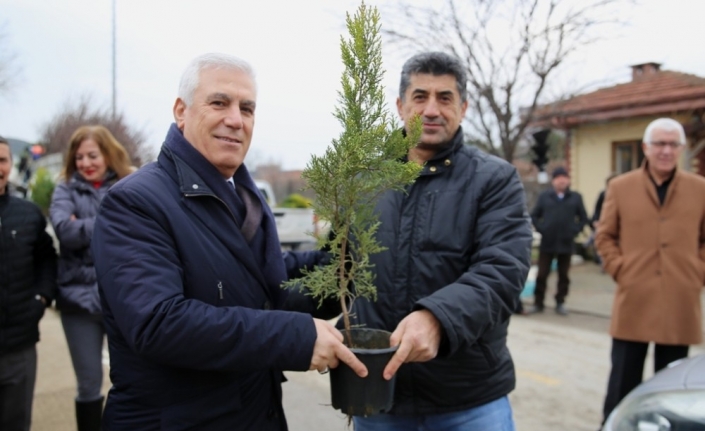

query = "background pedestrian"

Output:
[[0, 135, 57, 431], [596, 117, 705, 424], [530, 166, 589, 315], [49, 125, 133, 431]]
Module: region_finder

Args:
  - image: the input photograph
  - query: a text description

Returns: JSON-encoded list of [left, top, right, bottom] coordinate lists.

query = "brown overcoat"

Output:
[[595, 164, 705, 345]]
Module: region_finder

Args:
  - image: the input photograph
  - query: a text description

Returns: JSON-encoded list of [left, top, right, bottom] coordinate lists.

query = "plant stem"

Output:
[[339, 231, 353, 346]]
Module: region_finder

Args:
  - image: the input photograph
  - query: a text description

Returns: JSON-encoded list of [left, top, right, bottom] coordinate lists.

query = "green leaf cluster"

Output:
[[30, 167, 56, 216], [282, 2, 422, 333], [280, 193, 312, 209]]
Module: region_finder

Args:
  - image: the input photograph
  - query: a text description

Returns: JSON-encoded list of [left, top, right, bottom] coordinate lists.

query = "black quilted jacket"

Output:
[[344, 129, 532, 415], [0, 190, 57, 353]]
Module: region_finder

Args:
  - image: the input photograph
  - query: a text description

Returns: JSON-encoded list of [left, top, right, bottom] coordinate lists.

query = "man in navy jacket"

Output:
[[92, 53, 366, 431], [530, 167, 589, 315]]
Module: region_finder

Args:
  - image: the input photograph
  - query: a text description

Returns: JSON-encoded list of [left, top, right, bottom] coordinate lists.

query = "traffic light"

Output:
[[30, 144, 46, 160], [531, 129, 550, 172]]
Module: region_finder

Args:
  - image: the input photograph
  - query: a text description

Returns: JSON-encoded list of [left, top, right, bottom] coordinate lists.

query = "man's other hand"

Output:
[[383, 309, 441, 380], [310, 318, 368, 377]]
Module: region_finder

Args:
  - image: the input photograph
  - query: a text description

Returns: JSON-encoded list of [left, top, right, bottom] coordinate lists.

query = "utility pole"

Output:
[[111, 0, 116, 120]]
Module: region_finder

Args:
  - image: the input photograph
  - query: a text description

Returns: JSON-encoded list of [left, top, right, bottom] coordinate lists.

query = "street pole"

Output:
[[111, 0, 116, 120]]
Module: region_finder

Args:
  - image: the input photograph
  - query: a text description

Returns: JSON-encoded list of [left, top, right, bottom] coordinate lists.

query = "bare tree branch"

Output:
[[0, 23, 21, 99], [381, 0, 630, 161], [38, 95, 154, 166]]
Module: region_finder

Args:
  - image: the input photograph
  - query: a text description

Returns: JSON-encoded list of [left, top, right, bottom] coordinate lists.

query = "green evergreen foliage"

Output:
[[282, 2, 422, 339], [30, 167, 55, 216], [280, 193, 312, 208]]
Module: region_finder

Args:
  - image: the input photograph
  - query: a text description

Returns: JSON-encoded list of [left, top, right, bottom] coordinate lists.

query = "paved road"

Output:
[[31, 263, 705, 430]]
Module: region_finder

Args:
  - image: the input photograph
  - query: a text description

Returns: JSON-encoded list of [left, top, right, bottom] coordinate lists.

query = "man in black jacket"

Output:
[[0, 136, 57, 431], [529, 166, 589, 315], [351, 52, 532, 431]]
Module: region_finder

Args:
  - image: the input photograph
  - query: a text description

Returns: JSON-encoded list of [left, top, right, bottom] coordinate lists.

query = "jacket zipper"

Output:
[[184, 193, 237, 304]]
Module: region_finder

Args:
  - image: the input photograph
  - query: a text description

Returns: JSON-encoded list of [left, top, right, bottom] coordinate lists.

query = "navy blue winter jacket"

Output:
[[531, 188, 589, 254], [92, 125, 321, 431]]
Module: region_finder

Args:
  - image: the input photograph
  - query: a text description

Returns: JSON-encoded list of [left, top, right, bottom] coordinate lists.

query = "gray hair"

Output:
[[399, 52, 468, 103], [643, 118, 686, 146], [178, 53, 256, 106]]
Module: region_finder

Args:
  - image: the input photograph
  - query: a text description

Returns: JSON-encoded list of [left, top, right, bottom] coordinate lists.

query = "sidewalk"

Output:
[[523, 261, 705, 333], [543, 261, 616, 318], [32, 309, 111, 431]]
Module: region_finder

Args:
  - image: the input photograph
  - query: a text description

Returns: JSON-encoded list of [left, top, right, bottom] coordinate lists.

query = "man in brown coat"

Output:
[[595, 117, 705, 424]]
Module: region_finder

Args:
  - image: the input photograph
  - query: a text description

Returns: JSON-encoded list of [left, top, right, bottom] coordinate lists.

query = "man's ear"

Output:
[[396, 97, 403, 118], [460, 100, 469, 118], [173, 98, 187, 129]]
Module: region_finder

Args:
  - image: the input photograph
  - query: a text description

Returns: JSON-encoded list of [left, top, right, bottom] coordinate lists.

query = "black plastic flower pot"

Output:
[[330, 328, 398, 417]]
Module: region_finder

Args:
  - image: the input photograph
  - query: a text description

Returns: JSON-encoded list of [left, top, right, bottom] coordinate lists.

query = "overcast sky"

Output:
[[1, 0, 703, 170]]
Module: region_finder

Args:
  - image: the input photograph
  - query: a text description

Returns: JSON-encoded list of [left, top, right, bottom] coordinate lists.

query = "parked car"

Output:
[[255, 180, 320, 250], [602, 353, 705, 430]]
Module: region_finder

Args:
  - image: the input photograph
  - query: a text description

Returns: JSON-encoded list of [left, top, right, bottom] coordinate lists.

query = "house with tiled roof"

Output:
[[530, 62, 705, 212]]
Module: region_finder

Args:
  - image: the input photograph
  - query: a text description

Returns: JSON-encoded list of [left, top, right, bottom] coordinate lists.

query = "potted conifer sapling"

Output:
[[282, 2, 422, 417]]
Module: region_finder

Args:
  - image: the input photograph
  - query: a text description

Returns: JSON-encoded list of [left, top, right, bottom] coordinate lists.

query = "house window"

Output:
[[612, 141, 644, 174]]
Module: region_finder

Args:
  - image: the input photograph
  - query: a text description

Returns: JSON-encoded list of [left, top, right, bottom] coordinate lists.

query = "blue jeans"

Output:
[[353, 396, 515, 431]]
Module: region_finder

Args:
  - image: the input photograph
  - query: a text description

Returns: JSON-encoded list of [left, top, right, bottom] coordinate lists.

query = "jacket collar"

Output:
[[157, 124, 280, 299], [640, 161, 681, 207], [162, 123, 228, 198], [68, 170, 118, 193], [414, 127, 465, 177], [0, 187, 9, 209], [161, 123, 262, 203], [551, 187, 572, 199], [641, 160, 678, 185]]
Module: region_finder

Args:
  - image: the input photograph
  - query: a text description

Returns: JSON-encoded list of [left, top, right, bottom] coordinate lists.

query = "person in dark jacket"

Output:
[[587, 173, 617, 268], [349, 52, 532, 431], [529, 166, 589, 315], [49, 125, 134, 431], [91, 52, 367, 431], [0, 136, 57, 431]]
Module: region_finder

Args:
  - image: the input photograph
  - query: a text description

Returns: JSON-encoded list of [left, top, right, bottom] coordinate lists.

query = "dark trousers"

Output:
[[534, 252, 571, 307], [602, 338, 689, 422], [61, 313, 106, 402], [0, 345, 37, 431]]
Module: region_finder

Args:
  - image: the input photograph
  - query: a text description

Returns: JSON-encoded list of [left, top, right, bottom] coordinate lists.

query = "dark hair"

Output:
[[0, 135, 9, 159], [399, 52, 468, 103]]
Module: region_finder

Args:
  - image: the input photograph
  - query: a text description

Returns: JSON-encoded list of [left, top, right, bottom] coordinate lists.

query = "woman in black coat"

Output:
[[49, 126, 133, 431]]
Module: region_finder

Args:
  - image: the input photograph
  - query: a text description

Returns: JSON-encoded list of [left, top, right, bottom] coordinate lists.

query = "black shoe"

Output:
[[76, 396, 104, 431], [555, 304, 569, 316], [528, 305, 544, 314]]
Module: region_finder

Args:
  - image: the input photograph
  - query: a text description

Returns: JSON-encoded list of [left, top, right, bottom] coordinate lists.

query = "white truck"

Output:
[[255, 180, 319, 250]]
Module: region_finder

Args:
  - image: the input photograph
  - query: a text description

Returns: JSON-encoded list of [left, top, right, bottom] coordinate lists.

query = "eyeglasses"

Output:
[[650, 141, 683, 150]]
